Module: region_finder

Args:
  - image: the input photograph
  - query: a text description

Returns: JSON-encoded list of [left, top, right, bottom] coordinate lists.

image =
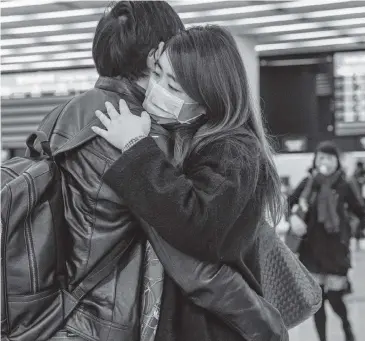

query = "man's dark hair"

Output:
[[92, 1, 184, 80]]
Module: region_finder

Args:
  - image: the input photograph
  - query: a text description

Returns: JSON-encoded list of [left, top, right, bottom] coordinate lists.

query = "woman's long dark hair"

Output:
[[166, 25, 284, 226]]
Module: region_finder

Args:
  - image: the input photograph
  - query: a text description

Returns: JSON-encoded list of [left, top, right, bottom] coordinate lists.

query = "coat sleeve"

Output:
[[288, 178, 308, 210], [346, 178, 365, 220], [103, 136, 258, 262], [143, 221, 288, 341]]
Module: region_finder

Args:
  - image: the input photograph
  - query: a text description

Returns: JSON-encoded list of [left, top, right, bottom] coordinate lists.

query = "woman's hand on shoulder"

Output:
[[92, 99, 151, 151]]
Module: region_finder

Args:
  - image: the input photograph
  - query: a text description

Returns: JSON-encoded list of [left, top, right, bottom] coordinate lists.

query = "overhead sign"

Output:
[[334, 51, 365, 136], [1, 69, 98, 98]]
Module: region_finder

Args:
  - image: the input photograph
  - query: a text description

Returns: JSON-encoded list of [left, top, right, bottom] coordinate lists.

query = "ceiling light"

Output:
[[171, 0, 230, 4], [298, 36, 358, 47], [49, 51, 91, 60], [0, 37, 38, 46], [346, 27, 365, 35], [2, 55, 46, 64], [2, 51, 91, 64], [275, 30, 341, 41], [30, 59, 94, 69], [180, 4, 276, 19], [1, 33, 94, 47], [188, 13, 301, 27], [328, 17, 365, 27], [2, 21, 98, 35], [281, 0, 352, 8], [46, 33, 94, 42], [256, 37, 359, 52], [1, 8, 103, 23], [1, 59, 94, 73], [1, 0, 62, 9], [306, 6, 365, 18], [1, 64, 24, 72], [251, 22, 322, 34], [0, 43, 91, 57]]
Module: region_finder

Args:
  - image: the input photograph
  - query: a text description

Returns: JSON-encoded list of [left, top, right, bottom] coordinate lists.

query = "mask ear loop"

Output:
[[177, 112, 205, 125]]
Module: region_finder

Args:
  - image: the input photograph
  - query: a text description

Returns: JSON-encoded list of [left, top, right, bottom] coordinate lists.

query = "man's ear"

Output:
[[147, 49, 156, 70], [147, 42, 165, 70], [154, 41, 165, 61], [147, 49, 156, 71]]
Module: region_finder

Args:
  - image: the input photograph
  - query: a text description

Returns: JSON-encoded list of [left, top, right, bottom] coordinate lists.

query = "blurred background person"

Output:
[[352, 161, 365, 250], [288, 141, 365, 341]]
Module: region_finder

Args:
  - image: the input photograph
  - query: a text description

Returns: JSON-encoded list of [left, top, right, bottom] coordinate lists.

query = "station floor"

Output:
[[289, 239, 365, 341]]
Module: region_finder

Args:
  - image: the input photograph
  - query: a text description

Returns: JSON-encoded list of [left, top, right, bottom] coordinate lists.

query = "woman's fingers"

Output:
[[140, 111, 152, 136], [141, 111, 151, 125], [91, 126, 108, 138], [105, 101, 120, 120], [119, 99, 132, 116], [95, 110, 111, 128]]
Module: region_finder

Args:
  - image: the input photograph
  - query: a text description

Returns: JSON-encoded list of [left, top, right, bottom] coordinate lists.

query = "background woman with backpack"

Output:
[[288, 141, 365, 341]]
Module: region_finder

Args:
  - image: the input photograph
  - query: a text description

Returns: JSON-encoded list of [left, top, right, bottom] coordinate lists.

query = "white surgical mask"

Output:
[[319, 165, 330, 175], [143, 78, 204, 124]]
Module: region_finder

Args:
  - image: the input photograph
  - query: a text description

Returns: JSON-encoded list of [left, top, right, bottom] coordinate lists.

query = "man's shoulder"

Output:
[[67, 86, 143, 116], [50, 86, 143, 154], [54, 88, 122, 133]]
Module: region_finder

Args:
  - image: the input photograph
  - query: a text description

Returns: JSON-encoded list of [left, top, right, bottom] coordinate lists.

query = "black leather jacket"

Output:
[[42, 77, 287, 341]]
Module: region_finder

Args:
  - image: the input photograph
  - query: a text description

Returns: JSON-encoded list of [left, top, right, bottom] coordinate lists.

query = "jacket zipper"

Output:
[[23, 173, 39, 293]]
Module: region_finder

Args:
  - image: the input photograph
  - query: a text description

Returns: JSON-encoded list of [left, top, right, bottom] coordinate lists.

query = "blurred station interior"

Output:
[[1, 1, 365, 341], [1, 0, 365, 187]]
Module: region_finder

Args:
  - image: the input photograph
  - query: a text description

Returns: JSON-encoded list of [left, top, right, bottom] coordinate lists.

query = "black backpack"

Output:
[[1, 106, 133, 341]]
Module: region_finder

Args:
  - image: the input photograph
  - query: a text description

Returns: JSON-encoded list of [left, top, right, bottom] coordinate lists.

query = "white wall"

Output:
[[274, 151, 365, 189], [233, 35, 259, 107]]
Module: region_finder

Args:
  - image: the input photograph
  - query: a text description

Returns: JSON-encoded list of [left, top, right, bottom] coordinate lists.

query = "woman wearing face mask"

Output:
[[92, 26, 285, 341], [288, 141, 365, 341]]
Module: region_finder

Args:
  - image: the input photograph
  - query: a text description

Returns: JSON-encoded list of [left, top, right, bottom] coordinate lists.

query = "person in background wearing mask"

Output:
[[92, 25, 287, 341], [289, 141, 365, 341]]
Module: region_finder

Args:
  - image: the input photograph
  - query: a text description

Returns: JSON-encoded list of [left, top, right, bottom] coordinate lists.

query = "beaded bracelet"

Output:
[[122, 135, 147, 153]]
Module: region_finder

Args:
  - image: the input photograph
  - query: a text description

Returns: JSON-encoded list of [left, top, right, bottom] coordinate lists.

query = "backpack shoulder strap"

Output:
[[63, 234, 136, 319], [25, 99, 73, 158], [28, 100, 101, 158]]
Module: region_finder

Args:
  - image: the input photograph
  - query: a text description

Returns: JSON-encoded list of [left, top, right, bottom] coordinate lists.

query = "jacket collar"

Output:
[[95, 76, 145, 104]]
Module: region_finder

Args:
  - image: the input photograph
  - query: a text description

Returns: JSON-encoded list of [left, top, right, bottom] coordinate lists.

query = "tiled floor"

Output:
[[289, 240, 365, 341]]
